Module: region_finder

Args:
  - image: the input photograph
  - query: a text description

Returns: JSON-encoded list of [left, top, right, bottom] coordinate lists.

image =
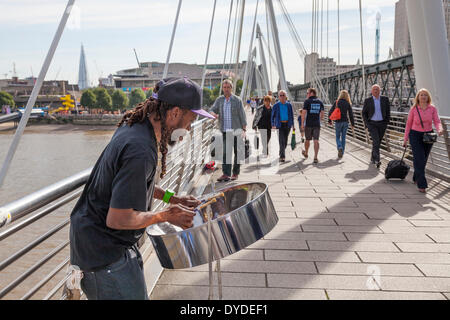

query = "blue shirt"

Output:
[[371, 96, 383, 121], [279, 103, 289, 121], [223, 97, 232, 132]]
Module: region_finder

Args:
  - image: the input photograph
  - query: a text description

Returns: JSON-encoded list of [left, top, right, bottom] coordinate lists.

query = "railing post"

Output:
[[442, 120, 450, 161]]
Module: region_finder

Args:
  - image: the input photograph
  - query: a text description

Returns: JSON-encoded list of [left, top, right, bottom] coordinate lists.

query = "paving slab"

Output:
[[150, 123, 450, 300]]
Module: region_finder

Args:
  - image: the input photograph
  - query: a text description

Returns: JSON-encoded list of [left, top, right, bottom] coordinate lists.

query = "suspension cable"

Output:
[[327, 0, 329, 57], [265, 2, 273, 90], [200, 0, 218, 107], [359, 0, 367, 101], [163, 0, 182, 79], [337, 0, 341, 92], [219, 0, 235, 95], [227, 0, 240, 80]]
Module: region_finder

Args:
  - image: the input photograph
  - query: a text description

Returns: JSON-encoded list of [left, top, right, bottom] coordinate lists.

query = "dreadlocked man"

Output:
[[69, 78, 215, 300]]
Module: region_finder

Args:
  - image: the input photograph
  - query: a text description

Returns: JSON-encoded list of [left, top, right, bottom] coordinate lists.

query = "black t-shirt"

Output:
[[69, 118, 158, 271], [303, 96, 324, 128]]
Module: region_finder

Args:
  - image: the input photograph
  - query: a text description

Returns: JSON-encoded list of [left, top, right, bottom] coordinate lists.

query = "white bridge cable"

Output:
[[233, 0, 246, 93], [265, 4, 273, 90], [240, 0, 259, 101], [277, 0, 330, 104], [359, 0, 367, 100], [200, 0, 218, 106], [0, 0, 75, 188], [163, 0, 183, 79], [219, 0, 235, 96], [227, 0, 240, 79]]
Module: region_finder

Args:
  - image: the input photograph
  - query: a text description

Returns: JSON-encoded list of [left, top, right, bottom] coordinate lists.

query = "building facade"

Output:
[[304, 53, 361, 84]]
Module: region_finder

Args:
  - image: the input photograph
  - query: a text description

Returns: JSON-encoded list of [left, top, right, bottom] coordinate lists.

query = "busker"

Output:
[[301, 88, 324, 164], [362, 84, 391, 168], [69, 77, 215, 300]]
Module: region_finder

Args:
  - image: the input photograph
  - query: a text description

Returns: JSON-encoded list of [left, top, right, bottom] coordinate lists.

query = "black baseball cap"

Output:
[[157, 77, 215, 119]]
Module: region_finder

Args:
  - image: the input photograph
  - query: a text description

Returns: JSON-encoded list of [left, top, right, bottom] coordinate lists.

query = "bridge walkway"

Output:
[[150, 109, 450, 300]]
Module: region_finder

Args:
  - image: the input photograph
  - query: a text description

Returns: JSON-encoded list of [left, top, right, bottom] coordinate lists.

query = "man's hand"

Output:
[[210, 112, 219, 119], [171, 195, 201, 208], [164, 204, 196, 229]]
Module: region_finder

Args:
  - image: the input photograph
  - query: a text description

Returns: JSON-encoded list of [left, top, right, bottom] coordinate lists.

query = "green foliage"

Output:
[[129, 88, 146, 108], [111, 90, 129, 111], [145, 88, 154, 99], [202, 87, 213, 107], [80, 89, 96, 110], [0, 91, 15, 108], [93, 87, 112, 111], [235, 79, 243, 96]]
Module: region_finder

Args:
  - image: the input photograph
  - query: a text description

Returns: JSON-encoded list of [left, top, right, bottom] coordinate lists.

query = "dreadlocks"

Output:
[[118, 97, 174, 179]]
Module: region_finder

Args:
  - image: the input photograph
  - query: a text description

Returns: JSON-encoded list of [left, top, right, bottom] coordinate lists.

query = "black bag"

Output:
[[385, 148, 410, 180], [416, 106, 438, 144], [245, 138, 250, 159]]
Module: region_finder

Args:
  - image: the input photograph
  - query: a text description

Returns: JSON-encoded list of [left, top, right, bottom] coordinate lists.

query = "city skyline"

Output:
[[0, 0, 398, 86]]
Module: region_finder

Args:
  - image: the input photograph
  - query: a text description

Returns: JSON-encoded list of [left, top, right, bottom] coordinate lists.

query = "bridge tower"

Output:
[[406, 0, 450, 116]]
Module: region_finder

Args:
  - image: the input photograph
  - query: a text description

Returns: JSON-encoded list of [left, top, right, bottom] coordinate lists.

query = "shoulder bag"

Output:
[[416, 106, 438, 144]]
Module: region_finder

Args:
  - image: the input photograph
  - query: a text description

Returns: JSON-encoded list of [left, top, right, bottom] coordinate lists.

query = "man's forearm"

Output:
[[154, 186, 181, 204]]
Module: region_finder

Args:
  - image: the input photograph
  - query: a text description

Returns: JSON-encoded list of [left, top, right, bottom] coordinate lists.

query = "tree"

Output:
[[129, 88, 146, 108], [202, 87, 213, 107], [111, 90, 129, 111], [94, 87, 112, 111], [235, 79, 243, 96], [0, 91, 15, 108], [145, 88, 154, 99], [80, 89, 96, 111]]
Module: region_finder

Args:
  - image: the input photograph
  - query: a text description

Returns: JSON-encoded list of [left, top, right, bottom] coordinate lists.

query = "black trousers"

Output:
[[278, 123, 291, 159], [409, 130, 433, 189], [222, 133, 242, 176], [367, 121, 388, 163]]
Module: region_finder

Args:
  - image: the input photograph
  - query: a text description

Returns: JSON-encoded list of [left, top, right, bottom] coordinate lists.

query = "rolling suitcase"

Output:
[[385, 147, 410, 180]]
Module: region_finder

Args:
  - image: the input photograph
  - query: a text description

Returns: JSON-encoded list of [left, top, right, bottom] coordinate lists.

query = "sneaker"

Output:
[[231, 174, 239, 181], [279, 158, 286, 163], [418, 188, 426, 193], [313, 158, 319, 164], [376, 162, 381, 169], [217, 175, 231, 182], [338, 148, 343, 159]]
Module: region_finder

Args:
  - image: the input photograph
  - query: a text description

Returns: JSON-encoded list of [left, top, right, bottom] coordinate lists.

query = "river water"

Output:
[[0, 123, 115, 300]]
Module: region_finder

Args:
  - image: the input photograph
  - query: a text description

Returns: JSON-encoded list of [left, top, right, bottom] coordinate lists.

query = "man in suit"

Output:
[[362, 84, 391, 168], [210, 79, 247, 182]]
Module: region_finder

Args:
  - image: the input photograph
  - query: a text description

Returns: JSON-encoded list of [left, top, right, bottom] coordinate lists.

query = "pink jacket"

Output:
[[404, 105, 442, 143]]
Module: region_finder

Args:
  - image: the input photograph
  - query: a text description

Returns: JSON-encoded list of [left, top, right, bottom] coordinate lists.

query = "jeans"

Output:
[[80, 246, 148, 300], [367, 120, 388, 163], [409, 130, 433, 189], [278, 123, 291, 158], [335, 122, 349, 152], [222, 132, 243, 176]]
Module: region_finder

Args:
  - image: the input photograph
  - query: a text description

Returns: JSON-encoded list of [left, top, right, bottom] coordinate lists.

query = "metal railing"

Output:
[[0, 118, 215, 300], [292, 102, 450, 181]]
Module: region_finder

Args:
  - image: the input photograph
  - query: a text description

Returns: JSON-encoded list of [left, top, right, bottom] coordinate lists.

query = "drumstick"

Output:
[[203, 192, 225, 204], [198, 198, 217, 210]]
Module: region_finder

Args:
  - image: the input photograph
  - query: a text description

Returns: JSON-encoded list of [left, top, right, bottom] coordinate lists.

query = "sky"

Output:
[[0, 0, 398, 87]]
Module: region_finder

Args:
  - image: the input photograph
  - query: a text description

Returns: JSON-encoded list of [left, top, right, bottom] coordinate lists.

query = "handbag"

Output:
[[329, 100, 342, 121], [244, 138, 250, 159], [291, 129, 297, 150], [416, 106, 438, 144]]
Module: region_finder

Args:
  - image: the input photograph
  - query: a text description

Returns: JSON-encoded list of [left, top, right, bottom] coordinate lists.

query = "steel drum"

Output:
[[146, 183, 278, 269]]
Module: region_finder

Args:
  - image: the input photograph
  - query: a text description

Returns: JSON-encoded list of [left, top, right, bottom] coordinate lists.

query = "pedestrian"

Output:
[[301, 88, 324, 164], [253, 95, 273, 157], [271, 90, 294, 163], [69, 77, 215, 300], [250, 97, 257, 114], [297, 114, 305, 143], [268, 90, 277, 105], [210, 79, 247, 182], [328, 90, 355, 159], [403, 88, 444, 193], [362, 84, 391, 168]]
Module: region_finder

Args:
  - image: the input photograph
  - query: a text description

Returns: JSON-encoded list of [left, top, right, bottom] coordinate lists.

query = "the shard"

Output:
[[78, 44, 90, 90]]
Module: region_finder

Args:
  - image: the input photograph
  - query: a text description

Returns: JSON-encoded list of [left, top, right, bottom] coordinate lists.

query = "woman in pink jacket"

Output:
[[403, 89, 444, 193]]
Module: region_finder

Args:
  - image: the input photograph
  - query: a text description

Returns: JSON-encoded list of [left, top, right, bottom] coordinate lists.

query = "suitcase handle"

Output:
[[401, 147, 407, 161]]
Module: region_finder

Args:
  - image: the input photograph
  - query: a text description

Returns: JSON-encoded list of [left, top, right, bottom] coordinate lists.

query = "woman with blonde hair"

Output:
[[403, 89, 444, 193], [328, 90, 355, 158]]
